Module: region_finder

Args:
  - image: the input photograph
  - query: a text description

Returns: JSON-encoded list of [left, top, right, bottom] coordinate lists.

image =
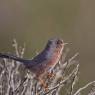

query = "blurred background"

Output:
[[0, 0, 95, 85]]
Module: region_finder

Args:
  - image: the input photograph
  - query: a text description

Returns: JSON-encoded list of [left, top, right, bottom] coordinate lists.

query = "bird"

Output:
[[0, 38, 67, 91]]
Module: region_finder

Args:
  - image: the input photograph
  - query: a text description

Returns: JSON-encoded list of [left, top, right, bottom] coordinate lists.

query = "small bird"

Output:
[[0, 38, 67, 90]]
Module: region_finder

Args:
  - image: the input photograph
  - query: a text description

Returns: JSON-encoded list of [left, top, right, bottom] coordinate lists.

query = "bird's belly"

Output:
[[28, 52, 60, 77], [47, 54, 59, 67]]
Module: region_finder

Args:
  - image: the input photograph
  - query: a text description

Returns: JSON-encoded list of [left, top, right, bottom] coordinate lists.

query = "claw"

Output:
[[47, 72, 56, 78]]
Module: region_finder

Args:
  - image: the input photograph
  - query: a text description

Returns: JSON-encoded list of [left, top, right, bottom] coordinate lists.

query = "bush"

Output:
[[0, 39, 95, 95]]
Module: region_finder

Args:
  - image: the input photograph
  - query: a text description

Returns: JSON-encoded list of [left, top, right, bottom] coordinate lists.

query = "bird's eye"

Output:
[[56, 40, 63, 45]]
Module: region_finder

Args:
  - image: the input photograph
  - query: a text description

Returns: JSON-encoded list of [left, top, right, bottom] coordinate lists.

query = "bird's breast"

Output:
[[47, 49, 61, 67]]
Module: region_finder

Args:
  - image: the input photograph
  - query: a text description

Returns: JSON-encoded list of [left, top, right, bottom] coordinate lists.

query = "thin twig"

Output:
[[44, 64, 79, 95], [51, 52, 79, 89], [73, 81, 95, 95]]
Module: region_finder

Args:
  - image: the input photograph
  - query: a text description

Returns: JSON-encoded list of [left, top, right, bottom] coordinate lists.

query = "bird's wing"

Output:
[[25, 51, 47, 68]]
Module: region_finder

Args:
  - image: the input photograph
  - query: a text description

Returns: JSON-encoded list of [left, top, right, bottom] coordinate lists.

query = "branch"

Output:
[[52, 53, 79, 86], [44, 64, 79, 95], [73, 81, 95, 95]]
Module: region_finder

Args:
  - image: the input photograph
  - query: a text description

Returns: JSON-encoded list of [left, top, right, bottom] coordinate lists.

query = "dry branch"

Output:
[[0, 39, 94, 95]]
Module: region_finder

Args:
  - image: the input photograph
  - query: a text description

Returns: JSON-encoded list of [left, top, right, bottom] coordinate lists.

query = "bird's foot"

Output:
[[47, 72, 56, 78]]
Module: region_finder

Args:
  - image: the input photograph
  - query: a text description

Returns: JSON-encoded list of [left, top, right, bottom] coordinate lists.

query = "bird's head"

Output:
[[45, 37, 67, 54]]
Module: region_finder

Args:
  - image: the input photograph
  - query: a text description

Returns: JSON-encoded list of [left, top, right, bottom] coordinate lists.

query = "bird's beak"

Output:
[[64, 42, 72, 46], [64, 43, 68, 45]]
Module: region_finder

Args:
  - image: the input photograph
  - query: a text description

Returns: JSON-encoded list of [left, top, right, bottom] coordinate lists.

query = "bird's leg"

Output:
[[38, 77, 48, 92]]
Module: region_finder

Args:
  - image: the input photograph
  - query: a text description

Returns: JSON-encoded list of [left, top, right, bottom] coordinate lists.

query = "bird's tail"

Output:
[[0, 52, 28, 63]]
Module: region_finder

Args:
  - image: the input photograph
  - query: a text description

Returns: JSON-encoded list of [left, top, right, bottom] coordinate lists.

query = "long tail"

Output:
[[0, 52, 29, 63]]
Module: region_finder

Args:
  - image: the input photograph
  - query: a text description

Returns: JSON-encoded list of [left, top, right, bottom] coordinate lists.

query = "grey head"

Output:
[[45, 37, 64, 52]]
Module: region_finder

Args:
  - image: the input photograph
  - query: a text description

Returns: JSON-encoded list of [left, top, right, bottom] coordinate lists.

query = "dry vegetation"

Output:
[[0, 39, 95, 95]]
